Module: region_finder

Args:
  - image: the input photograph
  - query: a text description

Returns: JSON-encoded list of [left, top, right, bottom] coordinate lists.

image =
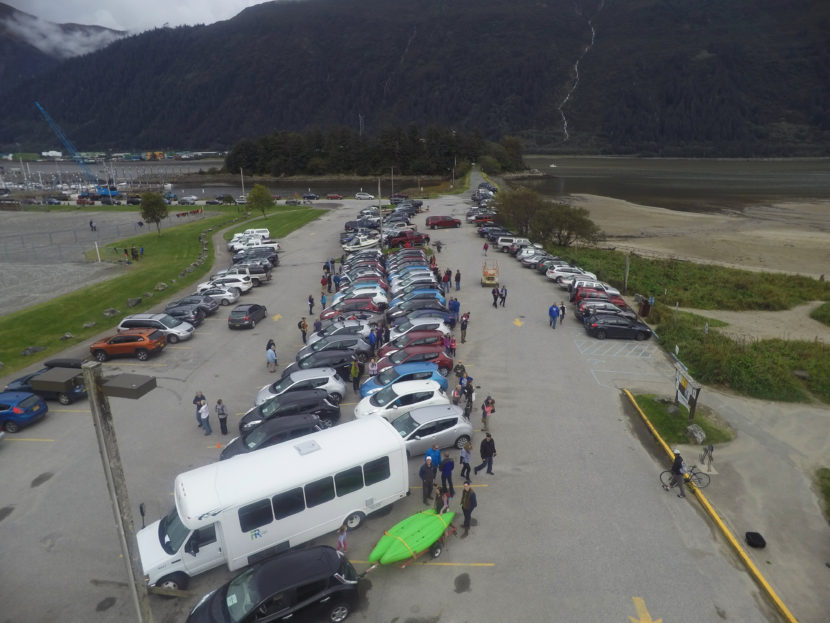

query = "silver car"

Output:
[[196, 286, 240, 306], [389, 404, 473, 458], [296, 335, 373, 363], [255, 367, 347, 406], [307, 319, 374, 346]]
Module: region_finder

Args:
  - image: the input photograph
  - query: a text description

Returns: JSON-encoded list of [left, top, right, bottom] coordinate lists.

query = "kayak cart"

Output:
[[481, 260, 499, 287], [367, 509, 457, 569]]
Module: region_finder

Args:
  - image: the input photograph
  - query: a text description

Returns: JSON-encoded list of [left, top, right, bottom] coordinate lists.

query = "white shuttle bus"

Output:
[[137, 417, 409, 589]]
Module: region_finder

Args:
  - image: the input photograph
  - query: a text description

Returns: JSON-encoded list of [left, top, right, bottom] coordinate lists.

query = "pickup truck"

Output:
[[386, 230, 430, 248]]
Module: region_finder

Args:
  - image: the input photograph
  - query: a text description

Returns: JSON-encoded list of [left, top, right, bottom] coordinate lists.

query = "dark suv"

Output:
[[186, 546, 359, 623], [220, 413, 322, 459], [239, 389, 341, 432]]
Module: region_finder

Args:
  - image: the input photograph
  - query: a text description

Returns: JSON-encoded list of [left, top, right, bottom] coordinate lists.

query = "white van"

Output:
[[136, 417, 409, 589], [244, 228, 271, 240]]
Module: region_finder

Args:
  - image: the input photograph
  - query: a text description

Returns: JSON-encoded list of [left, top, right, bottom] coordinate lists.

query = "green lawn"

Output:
[[810, 301, 830, 327], [817, 468, 830, 525], [633, 393, 734, 445]]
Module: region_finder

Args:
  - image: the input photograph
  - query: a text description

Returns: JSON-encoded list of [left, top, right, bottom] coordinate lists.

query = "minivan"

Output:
[[117, 313, 194, 343]]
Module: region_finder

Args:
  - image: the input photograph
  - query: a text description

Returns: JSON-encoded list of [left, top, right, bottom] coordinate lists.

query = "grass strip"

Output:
[[810, 301, 830, 327], [816, 468, 830, 525], [633, 393, 734, 445]]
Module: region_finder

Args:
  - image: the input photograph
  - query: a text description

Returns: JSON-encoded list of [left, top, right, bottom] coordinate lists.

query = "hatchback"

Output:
[[196, 286, 239, 306], [389, 404, 473, 457], [227, 303, 268, 329], [376, 330, 445, 358], [164, 304, 205, 327], [355, 192, 375, 200], [353, 379, 449, 420], [320, 299, 382, 321], [389, 318, 451, 341], [256, 367, 347, 405], [0, 391, 48, 433], [386, 299, 447, 322], [219, 413, 322, 459], [375, 346, 453, 376], [297, 334, 372, 363], [166, 295, 219, 315], [359, 361, 449, 397], [308, 319, 375, 346], [281, 350, 361, 382], [239, 389, 340, 432]]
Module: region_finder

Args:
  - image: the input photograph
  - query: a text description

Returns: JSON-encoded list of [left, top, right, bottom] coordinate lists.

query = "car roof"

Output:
[[253, 546, 340, 592], [122, 313, 166, 320], [387, 361, 440, 374], [396, 344, 446, 355], [286, 367, 337, 380], [102, 328, 159, 337], [0, 390, 40, 402], [386, 379, 442, 394], [232, 303, 261, 311], [406, 404, 466, 425], [301, 349, 356, 362], [43, 358, 86, 369], [243, 413, 321, 437]]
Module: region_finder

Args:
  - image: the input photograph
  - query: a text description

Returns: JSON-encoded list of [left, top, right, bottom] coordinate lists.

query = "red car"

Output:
[[425, 215, 461, 229], [387, 231, 431, 248], [76, 197, 95, 205], [376, 330, 445, 358], [319, 299, 381, 320], [573, 288, 626, 306], [325, 193, 343, 200], [345, 276, 388, 291], [375, 345, 453, 376]]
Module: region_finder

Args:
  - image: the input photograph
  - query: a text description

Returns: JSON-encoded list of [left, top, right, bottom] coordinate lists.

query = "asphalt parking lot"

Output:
[[0, 180, 781, 623]]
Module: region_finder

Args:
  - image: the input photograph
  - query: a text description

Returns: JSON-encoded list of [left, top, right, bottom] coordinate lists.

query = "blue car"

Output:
[[388, 289, 446, 309], [360, 362, 449, 398], [0, 391, 48, 433]]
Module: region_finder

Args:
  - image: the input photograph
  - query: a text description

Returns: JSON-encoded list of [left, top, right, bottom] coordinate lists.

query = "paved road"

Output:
[[0, 185, 782, 623]]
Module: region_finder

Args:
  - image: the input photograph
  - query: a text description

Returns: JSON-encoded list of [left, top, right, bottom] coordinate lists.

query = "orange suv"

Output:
[[89, 328, 166, 362]]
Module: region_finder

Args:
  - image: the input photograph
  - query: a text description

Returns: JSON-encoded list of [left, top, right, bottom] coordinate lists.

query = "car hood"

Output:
[[359, 377, 383, 397], [353, 396, 383, 418]]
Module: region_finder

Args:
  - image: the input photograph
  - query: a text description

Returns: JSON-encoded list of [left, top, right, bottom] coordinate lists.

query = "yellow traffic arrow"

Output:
[[512, 317, 524, 327], [272, 313, 282, 321], [629, 597, 661, 623]]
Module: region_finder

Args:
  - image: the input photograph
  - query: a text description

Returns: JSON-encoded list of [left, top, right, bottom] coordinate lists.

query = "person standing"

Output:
[[215, 399, 229, 435], [89, 219, 95, 231], [368, 357, 378, 377], [460, 313, 469, 343], [336, 524, 348, 552], [473, 433, 496, 475], [419, 457, 436, 504], [321, 293, 327, 309], [382, 324, 390, 344], [298, 317, 308, 343], [443, 333, 451, 355], [483, 242, 489, 256], [327, 273, 333, 293], [349, 359, 361, 392], [266, 344, 278, 372], [320, 274, 328, 293], [308, 294, 315, 315], [454, 269, 461, 291], [367, 328, 377, 355], [460, 442, 472, 480], [199, 400, 211, 435], [449, 335, 457, 357], [481, 397, 495, 431], [491, 287, 499, 308], [667, 449, 687, 498], [499, 285, 507, 307], [313, 318, 323, 333], [559, 302, 566, 324], [193, 391, 206, 427], [440, 454, 455, 497], [460, 480, 477, 537], [426, 444, 442, 469], [548, 303, 560, 329], [332, 273, 340, 290]]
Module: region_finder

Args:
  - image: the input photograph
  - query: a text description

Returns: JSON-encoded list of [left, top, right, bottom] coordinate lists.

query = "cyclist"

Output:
[[667, 449, 686, 498]]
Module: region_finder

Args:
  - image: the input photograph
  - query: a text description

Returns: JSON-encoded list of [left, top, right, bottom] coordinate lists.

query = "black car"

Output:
[[281, 349, 362, 382], [585, 315, 652, 341], [238, 389, 340, 432], [125, 196, 141, 205], [220, 413, 322, 459], [166, 295, 219, 316], [234, 248, 278, 267], [165, 304, 205, 327], [303, 192, 319, 200], [578, 301, 637, 322], [186, 546, 359, 623], [4, 358, 87, 405], [296, 334, 372, 363], [228, 303, 268, 329], [386, 298, 447, 322]]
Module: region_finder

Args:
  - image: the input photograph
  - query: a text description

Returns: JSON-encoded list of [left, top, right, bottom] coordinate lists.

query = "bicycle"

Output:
[[660, 465, 710, 491]]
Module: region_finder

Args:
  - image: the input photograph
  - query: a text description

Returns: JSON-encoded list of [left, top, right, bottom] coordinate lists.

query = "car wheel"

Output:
[[250, 319, 256, 328], [455, 435, 471, 449], [136, 349, 150, 361], [438, 367, 449, 377], [431, 224, 437, 230], [93, 350, 108, 362], [320, 417, 335, 428], [595, 330, 606, 340], [327, 601, 351, 623], [356, 352, 368, 363], [221, 299, 230, 306], [157, 572, 189, 591], [4, 420, 21, 433], [635, 331, 648, 341], [167, 334, 179, 344], [57, 393, 71, 405], [344, 511, 365, 530], [454, 222, 461, 228], [430, 541, 443, 558], [329, 393, 342, 405]]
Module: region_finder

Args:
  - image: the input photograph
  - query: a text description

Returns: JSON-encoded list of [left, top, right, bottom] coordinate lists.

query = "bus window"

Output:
[[238, 499, 273, 532], [273, 488, 305, 519], [305, 477, 335, 508], [363, 456, 391, 486], [334, 466, 363, 497]]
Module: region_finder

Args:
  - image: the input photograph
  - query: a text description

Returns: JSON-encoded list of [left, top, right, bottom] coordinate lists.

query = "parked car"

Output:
[[281, 350, 361, 382], [585, 315, 653, 341], [359, 361, 448, 397], [239, 389, 340, 432], [330, 289, 389, 309], [308, 319, 375, 346], [389, 318, 451, 341], [166, 295, 219, 315], [185, 546, 359, 623], [89, 328, 166, 362], [197, 275, 253, 295], [375, 346, 453, 376], [425, 215, 461, 229], [389, 308, 455, 326], [389, 404, 473, 457], [256, 367, 347, 406], [165, 304, 205, 327], [546, 265, 596, 283], [577, 300, 636, 321], [297, 334, 373, 363], [386, 298, 447, 322], [325, 193, 344, 200], [4, 360, 87, 405], [388, 289, 446, 309], [227, 303, 268, 329], [355, 192, 375, 200], [320, 299, 382, 321], [219, 414, 322, 460], [354, 379, 449, 420], [376, 330, 446, 358], [302, 193, 319, 200], [386, 230, 431, 248], [0, 391, 48, 433], [117, 313, 195, 343], [196, 286, 240, 306]]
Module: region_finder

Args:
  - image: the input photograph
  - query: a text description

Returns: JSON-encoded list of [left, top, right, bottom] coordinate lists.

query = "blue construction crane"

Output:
[[34, 101, 117, 197]]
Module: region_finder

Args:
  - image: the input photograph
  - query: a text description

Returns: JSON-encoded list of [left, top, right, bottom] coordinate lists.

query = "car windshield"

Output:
[[259, 396, 285, 417], [158, 507, 190, 555], [242, 425, 271, 449], [19, 394, 42, 408], [225, 566, 261, 623], [397, 320, 413, 333], [269, 376, 294, 394], [371, 385, 399, 407], [159, 315, 182, 328], [375, 368, 399, 386], [322, 324, 344, 337], [389, 350, 410, 364], [390, 411, 419, 438]]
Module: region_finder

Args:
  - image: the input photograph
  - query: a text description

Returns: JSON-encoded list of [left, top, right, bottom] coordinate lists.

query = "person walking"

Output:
[[336, 524, 348, 552], [440, 454, 455, 497], [460, 442, 472, 480], [460, 313, 469, 343], [193, 391, 206, 427], [499, 285, 507, 307], [455, 269, 461, 291], [548, 303, 560, 329], [349, 359, 361, 392], [266, 344, 278, 372], [215, 399, 229, 435], [473, 433, 496, 475], [559, 302, 566, 324], [89, 219, 95, 232], [460, 480, 477, 538], [298, 317, 308, 343], [308, 294, 315, 315], [491, 287, 499, 308], [419, 457, 436, 504], [443, 269, 452, 294], [199, 400, 212, 435], [321, 293, 327, 309], [666, 449, 687, 498], [483, 242, 489, 256], [481, 396, 495, 431]]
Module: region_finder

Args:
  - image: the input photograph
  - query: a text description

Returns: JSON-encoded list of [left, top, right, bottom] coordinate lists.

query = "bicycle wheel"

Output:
[[689, 471, 710, 489], [659, 471, 674, 489]]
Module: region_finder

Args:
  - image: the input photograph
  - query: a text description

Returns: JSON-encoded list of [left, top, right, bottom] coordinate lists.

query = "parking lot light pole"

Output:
[[82, 362, 156, 623]]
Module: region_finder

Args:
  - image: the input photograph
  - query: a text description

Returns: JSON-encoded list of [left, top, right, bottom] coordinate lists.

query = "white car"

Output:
[[342, 235, 380, 252], [389, 317, 451, 341], [255, 367, 347, 406], [308, 319, 375, 346], [546, 265, 595, 282], [355, 192, 375, 200], [197, 275, 253, 294], [515, 244, 545, 260], [330, 286, 389, 307], [196, 286, 240, 306], [354, 379, 449, 420]]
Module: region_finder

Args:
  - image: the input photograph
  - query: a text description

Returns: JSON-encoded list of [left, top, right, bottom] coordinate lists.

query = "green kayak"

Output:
[[369, 509, 456, 565]]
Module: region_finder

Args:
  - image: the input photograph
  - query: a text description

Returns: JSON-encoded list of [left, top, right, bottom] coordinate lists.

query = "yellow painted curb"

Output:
[[623, 389, 798, 623]]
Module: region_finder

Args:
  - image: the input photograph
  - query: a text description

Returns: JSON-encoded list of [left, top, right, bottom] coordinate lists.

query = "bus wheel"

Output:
[[344, 511, 365, 530]]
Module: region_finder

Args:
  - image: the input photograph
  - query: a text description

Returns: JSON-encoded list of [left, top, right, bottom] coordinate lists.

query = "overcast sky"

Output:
[[5, 0, 271, 31]]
